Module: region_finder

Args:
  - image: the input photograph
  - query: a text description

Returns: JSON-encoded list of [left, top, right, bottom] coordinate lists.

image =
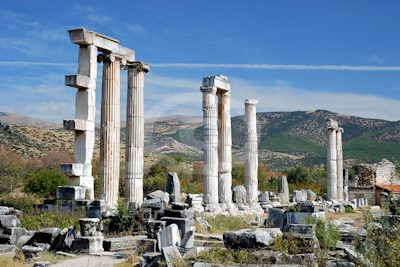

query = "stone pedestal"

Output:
[[200, 86, 219, 211], [99, 55, 121, 209], [244, 99, 259, 205], [336, 128, 344, 202], [125, 62, 149, 207], [326, 119, 338, 201]]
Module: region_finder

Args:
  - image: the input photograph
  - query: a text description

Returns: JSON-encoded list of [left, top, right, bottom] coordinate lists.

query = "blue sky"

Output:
[[1, 1, 400, 122]]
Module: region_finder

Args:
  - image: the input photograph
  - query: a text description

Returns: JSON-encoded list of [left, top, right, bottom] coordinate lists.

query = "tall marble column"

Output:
[[326, 119, 338, 201], [99, 54, 121, 209], [201, 86, 219, 211], [244, 99, 259, 205], [336, 127, 344, 202], [125, 62, 150, 207], [217, 90, 233, 206]]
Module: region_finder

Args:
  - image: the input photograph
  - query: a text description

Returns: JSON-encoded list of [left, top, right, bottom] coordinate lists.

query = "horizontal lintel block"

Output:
[[63, 119, 94, 131], [65, 74, 95, 89]]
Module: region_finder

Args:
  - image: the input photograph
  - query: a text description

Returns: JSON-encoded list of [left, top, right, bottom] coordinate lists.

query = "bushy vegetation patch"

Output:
[[0, 192, 40, 212], [315, 220, 339, 251], [195, 216, 253, 234], [24, 169, 67, 198], [20, 212, 81, 230]]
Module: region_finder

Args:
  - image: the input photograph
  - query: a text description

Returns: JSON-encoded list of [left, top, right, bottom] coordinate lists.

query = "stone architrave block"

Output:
[[63, 119, 94, 132], [202, 75, 230, 91], [65, 74, 95, 89]]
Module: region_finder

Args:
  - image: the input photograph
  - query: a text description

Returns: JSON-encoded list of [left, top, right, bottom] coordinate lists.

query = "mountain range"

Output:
[[0, 110, 399, 169]]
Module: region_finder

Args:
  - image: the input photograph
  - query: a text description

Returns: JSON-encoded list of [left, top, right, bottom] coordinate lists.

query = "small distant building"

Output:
[[349, 159, 399, 205], [375, 184, 400, 206]]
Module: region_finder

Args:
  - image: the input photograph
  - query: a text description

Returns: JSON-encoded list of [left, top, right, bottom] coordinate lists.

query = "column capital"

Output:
[[338, 127, 344, 133], [245, 99, 258, 105], [200, 86, 217, 94], [326, 118, 339, 131], [127, 61, 150, 73], [97, 53, 125, 65]]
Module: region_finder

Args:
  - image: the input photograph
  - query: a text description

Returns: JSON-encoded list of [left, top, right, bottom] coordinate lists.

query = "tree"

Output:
[[24, 169, 67, 198]]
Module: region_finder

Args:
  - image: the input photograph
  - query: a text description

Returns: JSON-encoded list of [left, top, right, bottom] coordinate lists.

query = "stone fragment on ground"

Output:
[[223, 228, 282, 249]]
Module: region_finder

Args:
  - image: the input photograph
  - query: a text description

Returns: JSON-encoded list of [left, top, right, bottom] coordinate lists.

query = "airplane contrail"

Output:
[[1, 61, 400, 71]]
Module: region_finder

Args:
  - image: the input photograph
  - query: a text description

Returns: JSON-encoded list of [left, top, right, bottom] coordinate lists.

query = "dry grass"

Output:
[[196, 215, 257, 234], [325, 208, 367, 227], [113, 252, 140, 267]]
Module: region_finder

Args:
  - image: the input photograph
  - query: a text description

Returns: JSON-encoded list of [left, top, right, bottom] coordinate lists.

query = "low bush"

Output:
[[316, 220, 339, 250], [24, 168, 67, 198], [20, 212, 81, 230], [190, 248, 251, 265]]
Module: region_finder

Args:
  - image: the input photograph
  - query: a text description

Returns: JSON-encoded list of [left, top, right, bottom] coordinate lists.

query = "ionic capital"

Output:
[[338, 127, 344, 133], [97, 53, 125, 65], [127, 61, 150, 73], [200, 86, 217, 95]]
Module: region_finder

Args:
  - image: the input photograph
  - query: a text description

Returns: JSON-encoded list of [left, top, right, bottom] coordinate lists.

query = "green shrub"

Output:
[[24, 169, 67, 198], [316, 220, 339, 250], [20, 212, 81, 230], [191, 248, 252, 264]]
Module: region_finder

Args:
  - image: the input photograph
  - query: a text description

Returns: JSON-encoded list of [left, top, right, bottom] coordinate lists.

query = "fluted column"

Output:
[[244, 99, 258, 205], [201, 86, 219, 210], [217, 91, 233, 206], [125, 62, 149, 207], [326, 119, 338, 201], [336, 127, 344, 202], [99, 54, 121, 209]]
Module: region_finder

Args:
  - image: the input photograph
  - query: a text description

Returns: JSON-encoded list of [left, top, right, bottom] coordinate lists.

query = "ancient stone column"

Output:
[[200, 86, 219, 211], [336, 127, 344, 202], [217, 90, 233, 206], [99, 54, 121, 209], [244, 99, 259, 205], [278, 175, 289, 204], [125, 62, 149, 207], [344, 168, 349, 202], [326, 119, 338, 201]]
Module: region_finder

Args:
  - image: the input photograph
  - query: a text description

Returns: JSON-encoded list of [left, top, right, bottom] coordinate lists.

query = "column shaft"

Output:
[[100, 57, 121, 209], [125, 63, 149, 207], [336, 128, 344, 201], [327, 128, 338, 201], [217, 91, 232, 205], [201, 87, 219, 208], [244, 99, 258, 204]]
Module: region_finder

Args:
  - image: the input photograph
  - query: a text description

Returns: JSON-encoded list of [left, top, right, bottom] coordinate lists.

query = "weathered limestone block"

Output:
[[264, 208, 284, 229], [0, 207, 10, 215], [56, 186, 85, 200], [51, 227, 76, 251], [72, 236, 104, 253], [164, 208, 194, 219], [223, 228, 282, 249], [161, 217, 194, 239], [293, 190, 308, 202], [166, 172, 181, 203], [181, 230, 194, 249], [103, 235, 152, 252], [22, 245, 44, 258], [1, 227, 26, 245], [60, 163, 91, 177], [63, 119, 94, 132], [157, 224, 181, 249], [146, 190, 170, 204], [28, 228, 61, 246], [65, 74, 95, 89], [306, 189, 317, 201], [233, 185, 246, 204], [0, 215, 21, 229], [286, 224, 319, 254], [278, 175, 289, 204], [162, 246, 182, 267]]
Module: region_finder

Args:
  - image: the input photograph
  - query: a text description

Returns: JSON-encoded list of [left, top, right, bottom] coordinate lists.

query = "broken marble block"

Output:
[[22, 245, 44, 258], [157, 224, 181, 249], [223, 228, 282, 249], [161, 217, 194, 239], [72, 236, 104, 253], [56, 186, 85, 200], [162, 245, 182, 267], [28, 228, 61, 246], [264, 208, 284, 230], [233, 185, 247, 204], [0, 215, 21, 229], [166, 172, 181, 203]]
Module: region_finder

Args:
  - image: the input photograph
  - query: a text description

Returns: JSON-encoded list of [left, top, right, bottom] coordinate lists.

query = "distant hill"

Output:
[[1, 111, 399, 169]]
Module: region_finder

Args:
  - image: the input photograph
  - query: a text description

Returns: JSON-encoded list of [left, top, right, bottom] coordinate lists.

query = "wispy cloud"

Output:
[[127, 24, 145, 33], [0, 61, 74, 67], [151, 63, 400, 71]]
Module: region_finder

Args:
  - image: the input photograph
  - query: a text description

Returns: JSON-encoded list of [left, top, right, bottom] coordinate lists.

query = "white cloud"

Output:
[[127, 24, 144, 33], [151, 63, 400, 71]]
